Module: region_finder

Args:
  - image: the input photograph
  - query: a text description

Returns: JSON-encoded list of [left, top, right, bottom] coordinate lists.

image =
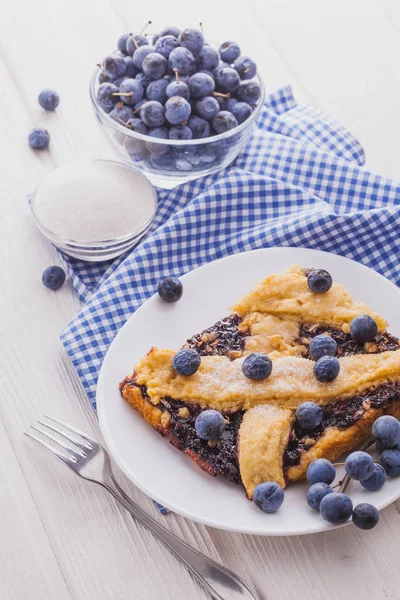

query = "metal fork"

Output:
[[25, 416, 259, 600]]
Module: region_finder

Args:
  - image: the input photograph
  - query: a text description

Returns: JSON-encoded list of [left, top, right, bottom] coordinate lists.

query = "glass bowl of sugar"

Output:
[[31, 159, 157, 262]]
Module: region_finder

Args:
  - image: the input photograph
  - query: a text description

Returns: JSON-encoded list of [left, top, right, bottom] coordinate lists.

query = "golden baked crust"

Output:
[[239, 405, 294, 497], [233, 265, 387, 331], [135, 347, 400, 412]]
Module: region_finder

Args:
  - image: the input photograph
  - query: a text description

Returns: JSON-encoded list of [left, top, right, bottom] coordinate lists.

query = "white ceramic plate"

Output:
[[97, 247, 400, 536]]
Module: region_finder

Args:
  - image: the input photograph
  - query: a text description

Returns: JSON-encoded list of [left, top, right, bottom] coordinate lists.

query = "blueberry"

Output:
[[140, 101, 165, 127], [165, 97, 191, 125], [230, 101, 252, 124], [295, 402, 323, 431], [132, 45, 156, 70], [212, 111, 238, 134], [148, 126, 169, 139], [117, 33, 130, 55], [195, 96, 220, 121], [376, 440, 399, 453], [172, 348, 201, 376], [350, 315, 378, 344], [168, 47, 197, 76], [126, 34, 149, 56], [195, 409, 226, 441], [124, 56, 138, 78], [157, 276, 183, 302], [133, 99, 148, 114], [155, 35, 180, 58], [352, 503, 379, 530], [219, 41, 241, 63], [135, 72, 153, 89], [187, 115, 210, 138], [160, 25, 181, 38], [126, 118, 148, 135], [169, 125, 193, 140], [166, 80, 190, 100], [119, 78, 144, 105], [234, 56, 257, 80], [42, 266, 66, 290], [188, 73, 215, 99], [253, 482, 284, 513], [146, 127, 169, 155], [313, 355, 340, 382], [215, 67, 241, 93], [235, 80, 261, 104], [309, 335, 337, 360], [38, 89, 60, 111], [102, 55, 127, 79], [345, 451, 375, 481], [28, 128, 50, 149], [306, 482, 333, 511], [320, 493, 353, 524], [242, 353, 272, 381], [146, 78, 169, 104], [97, 82, 119, 112], [197, 45, 220, 71], [306, 458, 336, 484], [109, 103, 134, 125], [372, 415, 400, 450], [307, 269, 333, 293], [361, 464, 387, 491], [142, 52, 168, 79], [178, 28, 204, 55], [380, 449, 400, 476]]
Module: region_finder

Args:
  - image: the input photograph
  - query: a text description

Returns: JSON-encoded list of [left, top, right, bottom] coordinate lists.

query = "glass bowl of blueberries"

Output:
[[89, 25, 265, 189]]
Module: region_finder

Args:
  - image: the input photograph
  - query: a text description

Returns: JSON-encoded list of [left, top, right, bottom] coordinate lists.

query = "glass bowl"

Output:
[[31, 159, 157, 262], [89, 67, 265, 189]]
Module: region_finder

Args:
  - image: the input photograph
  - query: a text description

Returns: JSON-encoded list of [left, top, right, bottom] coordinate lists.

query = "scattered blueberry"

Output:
[[361, 464, 386, 491], [372, 415, 400, 450], [38, 89, 60, 111], [188, 72, 215, 98], [234, 56, 257, 79], [187, 115, 210, 138], [132, 45, 156, 70], [178, 28, 204, 55], [345, 451, 375, 481], [306, 482, 334, 511], [42, 266, 66, 290], [28, 128, 50, 149], [295, 402, 323, 431], [157, 276, 183, 302], [142, 52, 168, 79], [219, 41, 241, 63], [320, 493, 353, 524], [313, 355, 340, 382], [168, 47, 197, 76], [380, 449, 400, 477], [309, 334, 337, 360], [169, 125, 193, 140], [195, 409, 226, 441], [352, 503, 379, 530], [307, 269, 333, 293], [197, 45, 220, 71], [126, 34, 149, 55], [215, 67, 241, 93], [172, 348, 201, 376], [350, 315, 378, 344], [165, 96, 191, 124], [155, 35, 180, 58], [146, 78, 169, 104], [253, 482, 284, 513], [195, 96, 220, 121], [306, 459, 336, 485], [140, 101, 165, 127], [242, 353, 272, 381]]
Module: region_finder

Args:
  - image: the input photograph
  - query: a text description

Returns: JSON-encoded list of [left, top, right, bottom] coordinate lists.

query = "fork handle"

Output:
[[100, 481, 258, 600]]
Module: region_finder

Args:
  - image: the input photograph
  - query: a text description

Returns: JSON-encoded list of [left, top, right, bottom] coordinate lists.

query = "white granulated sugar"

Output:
[[34, 161, 157, 242]]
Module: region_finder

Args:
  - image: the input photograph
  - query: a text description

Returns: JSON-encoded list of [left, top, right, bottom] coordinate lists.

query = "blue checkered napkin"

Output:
[[60, 84, 400, 407]]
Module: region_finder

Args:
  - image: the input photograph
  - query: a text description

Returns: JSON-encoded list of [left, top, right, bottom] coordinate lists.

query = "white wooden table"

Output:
[[2, 0, 400, 598]]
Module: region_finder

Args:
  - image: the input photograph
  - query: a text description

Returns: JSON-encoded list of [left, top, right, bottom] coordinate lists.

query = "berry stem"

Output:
[[173, 68, 179, 82], [133, 102, 147, 115], [116, 117, 131, 127], [129, 33, 139, 50], [339, 438, 375, 494], [244, 65, 252, 74], [199, 22, 203, 34], [140, 20, 152, 35], [212, 91, 230, 99]]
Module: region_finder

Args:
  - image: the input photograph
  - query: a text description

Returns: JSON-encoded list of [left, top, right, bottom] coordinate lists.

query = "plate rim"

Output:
[[97, 247, 400, 536]]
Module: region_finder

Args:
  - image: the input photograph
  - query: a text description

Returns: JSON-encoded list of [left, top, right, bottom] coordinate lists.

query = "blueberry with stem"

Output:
[[234, 56, 257, 79], [188, 72, 215, 98], [118, 78, 144, 105], [169, 47, 197, 76], [97, 82, 119, 112]]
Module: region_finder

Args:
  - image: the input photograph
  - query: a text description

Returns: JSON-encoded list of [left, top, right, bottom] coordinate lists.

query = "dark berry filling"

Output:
[[299, 324, 399, 358], [284, 382, 400, 467], [184, 314, 247, 358]]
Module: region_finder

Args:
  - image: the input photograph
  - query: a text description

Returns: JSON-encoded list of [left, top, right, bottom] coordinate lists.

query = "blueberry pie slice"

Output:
[[120, 265, 400, 500]]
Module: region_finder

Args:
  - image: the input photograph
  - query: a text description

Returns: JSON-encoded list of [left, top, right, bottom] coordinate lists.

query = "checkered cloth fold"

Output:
[[60, 85, 400, 407]]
